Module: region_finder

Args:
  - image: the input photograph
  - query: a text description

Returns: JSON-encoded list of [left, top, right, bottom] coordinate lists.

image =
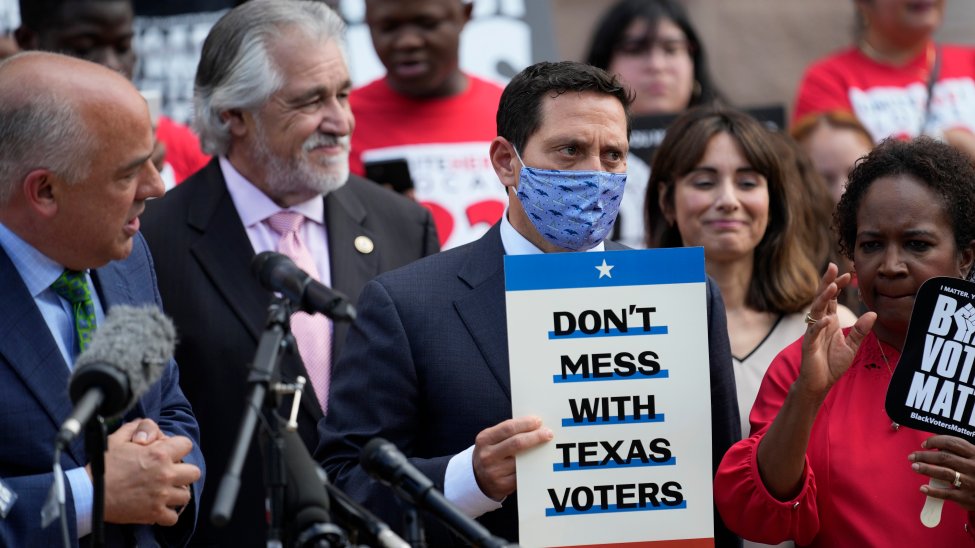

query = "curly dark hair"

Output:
[[835, 137, 975, 260]]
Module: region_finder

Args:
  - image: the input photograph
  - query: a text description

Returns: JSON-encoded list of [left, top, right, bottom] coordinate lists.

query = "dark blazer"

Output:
[[0, 233, 204, 547], [141, 159, 439, 547], [317, 224, 742, 547]]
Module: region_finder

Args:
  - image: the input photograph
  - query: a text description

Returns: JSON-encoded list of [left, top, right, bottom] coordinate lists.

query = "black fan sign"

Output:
[[886, 276, 975, 444]]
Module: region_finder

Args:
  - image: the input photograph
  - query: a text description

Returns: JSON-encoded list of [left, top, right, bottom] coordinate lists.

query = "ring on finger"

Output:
[[804, 312, 818, 325], [954, 470, 963, 488]]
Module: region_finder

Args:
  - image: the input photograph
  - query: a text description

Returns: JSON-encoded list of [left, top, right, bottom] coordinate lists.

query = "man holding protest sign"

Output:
[[318, 61, 741, 546]]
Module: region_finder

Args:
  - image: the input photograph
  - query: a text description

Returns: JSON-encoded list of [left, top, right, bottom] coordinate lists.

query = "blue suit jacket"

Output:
[[317, 224, 742, 546], [0, 233, 204, 547]]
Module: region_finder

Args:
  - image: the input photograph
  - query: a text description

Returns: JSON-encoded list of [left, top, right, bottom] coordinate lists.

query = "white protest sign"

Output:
[[361, 142, 506, 250], [505, 247, 714, 548]]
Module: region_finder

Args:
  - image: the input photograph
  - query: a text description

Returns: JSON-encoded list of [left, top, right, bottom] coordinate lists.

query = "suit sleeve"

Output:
[[0, 471, 80, 547], [316, 278, 453, 532], [140, 235, 207, 546], [705, 277, 743, 548]]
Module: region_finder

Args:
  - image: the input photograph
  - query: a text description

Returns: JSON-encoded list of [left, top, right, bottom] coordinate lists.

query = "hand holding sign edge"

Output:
[[472, 415, 553, 501]]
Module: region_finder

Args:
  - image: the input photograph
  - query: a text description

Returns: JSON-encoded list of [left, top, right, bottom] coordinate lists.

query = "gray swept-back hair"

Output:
[[0, 53, 91, 205], [193, 0, 346, 156]]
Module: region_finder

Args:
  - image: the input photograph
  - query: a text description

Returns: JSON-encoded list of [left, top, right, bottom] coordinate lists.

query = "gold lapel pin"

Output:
[[354, 235, 375, 254]]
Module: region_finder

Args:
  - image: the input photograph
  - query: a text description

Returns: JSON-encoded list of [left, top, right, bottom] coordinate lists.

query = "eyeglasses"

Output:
[[615, 37, 693, 58]]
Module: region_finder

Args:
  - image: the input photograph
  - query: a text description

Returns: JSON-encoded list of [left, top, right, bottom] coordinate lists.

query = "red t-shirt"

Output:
[[156, 115, 210, 184], [349, 75, 505, 249], [349, 74, 502, 175], [793, 43, 975, 142]]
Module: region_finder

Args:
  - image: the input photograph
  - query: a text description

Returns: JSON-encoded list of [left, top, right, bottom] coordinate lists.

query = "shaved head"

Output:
[[0, 51, 144, 202], [0, 51, 162, 269]]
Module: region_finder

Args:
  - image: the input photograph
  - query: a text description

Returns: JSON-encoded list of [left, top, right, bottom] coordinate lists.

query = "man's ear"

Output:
[[460, 1, 473, 25], [222, 109, 249, 138], [490, 137, 519, 191], [21, 169, 59, 218]]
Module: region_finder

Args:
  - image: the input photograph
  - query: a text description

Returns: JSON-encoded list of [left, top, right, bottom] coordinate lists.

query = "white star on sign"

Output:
[[595, 259, 614, 279]]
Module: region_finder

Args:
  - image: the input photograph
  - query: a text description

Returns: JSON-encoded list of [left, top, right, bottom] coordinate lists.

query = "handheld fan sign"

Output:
[[885, 276, 975, 528]]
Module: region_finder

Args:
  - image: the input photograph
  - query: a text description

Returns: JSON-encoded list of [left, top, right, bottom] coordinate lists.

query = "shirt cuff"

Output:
[[443, 445, 504, 518], [65, 466, 93, 538]]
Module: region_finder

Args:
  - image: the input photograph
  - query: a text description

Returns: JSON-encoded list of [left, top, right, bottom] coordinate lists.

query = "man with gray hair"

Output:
[[140, 0, 439, 545], [0, 51, 203, 546]]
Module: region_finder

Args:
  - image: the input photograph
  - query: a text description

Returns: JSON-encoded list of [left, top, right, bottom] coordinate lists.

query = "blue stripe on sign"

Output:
[[561, 414, 665, 427], [504, 247, 705, 291], [553, 457, 677, 472], [545, 501, 687, 517], [552, 370, 669, 383], [547, 325, 668, 339]]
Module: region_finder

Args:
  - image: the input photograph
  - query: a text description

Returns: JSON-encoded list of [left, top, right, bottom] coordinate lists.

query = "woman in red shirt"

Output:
[[714, 137, 975, 546]]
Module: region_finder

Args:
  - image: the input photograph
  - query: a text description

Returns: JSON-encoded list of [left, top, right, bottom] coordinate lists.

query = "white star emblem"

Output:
[[595, 259, 614, 279]]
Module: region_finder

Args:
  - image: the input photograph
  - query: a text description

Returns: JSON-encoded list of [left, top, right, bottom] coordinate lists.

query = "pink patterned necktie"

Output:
[[266, 211, 332, 413]]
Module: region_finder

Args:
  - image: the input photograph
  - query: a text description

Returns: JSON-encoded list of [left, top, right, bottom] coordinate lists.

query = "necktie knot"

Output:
[[51, 269, 92, 305], [51, 269, 97, 352], [267, 210, 305, 236]]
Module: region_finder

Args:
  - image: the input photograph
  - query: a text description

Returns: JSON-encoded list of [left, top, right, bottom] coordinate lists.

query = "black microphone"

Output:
[[319, 470, 410, 548], [276, 425, 346, 548], [56, 305, 175, 448], [360, 438, 514, 548], [251, 251, 356, 322]]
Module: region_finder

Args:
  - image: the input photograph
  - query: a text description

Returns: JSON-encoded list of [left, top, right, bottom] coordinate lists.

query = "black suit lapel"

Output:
[[324, 179, 380, 364], [187, 163, 268, 343], [453, 225, 512, 399]]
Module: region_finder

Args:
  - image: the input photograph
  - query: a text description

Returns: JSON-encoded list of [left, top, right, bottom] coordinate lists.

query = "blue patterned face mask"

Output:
[[512, 147, 627, 251]]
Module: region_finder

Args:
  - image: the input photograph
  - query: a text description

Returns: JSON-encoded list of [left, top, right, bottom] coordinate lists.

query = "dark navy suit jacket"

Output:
[[317, 224, 742, 546], [0, 232, 204, 547]]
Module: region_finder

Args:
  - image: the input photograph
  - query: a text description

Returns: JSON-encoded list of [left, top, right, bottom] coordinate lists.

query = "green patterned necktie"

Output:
[[50, 270, 97, 353]]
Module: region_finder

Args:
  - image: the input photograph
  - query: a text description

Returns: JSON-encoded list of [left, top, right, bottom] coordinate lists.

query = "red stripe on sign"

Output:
[[554, 538, 714, 548]]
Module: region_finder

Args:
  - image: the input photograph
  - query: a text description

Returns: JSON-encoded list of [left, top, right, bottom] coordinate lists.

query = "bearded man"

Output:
[[140, 2, 439, 546]]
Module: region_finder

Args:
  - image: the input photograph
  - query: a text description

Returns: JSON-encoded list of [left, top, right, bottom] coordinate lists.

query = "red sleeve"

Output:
[[713, 338, 822, 545], [792, 57, 856, 128], [156, 116, 211, 183]]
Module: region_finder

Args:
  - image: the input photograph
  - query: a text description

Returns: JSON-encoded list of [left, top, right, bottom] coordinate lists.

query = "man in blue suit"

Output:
[[0, 52, 204, 546], [318, 61, 742, 546]]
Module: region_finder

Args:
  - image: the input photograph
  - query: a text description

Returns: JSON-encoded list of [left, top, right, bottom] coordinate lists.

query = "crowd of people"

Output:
[[2, 0, 975, 546]]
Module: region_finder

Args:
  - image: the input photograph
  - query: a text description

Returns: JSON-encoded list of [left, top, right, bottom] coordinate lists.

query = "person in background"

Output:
[[793, 0, 975, 160], [784, 121, 870, 313], [792, 112, 874, 205], [140, 1, 439, 545], [351, 0, 505, 249], [715, 136, 975, 546], [16, 0, 211, 188], [0, 51, 203, 547], [586, 0, 721, 248], [319, 61, 741, 547], [646, 107, 856, 448]]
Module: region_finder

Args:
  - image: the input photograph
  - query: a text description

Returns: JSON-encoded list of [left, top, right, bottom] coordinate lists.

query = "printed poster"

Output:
[[505, 247, 714, 548]]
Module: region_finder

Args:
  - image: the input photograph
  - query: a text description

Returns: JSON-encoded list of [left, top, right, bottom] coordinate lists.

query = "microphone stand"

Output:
[[85, 416, 107, 548], [211, 298, 292, 544], [212, 297, 346, 548], [402, 506, 426, 548]]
